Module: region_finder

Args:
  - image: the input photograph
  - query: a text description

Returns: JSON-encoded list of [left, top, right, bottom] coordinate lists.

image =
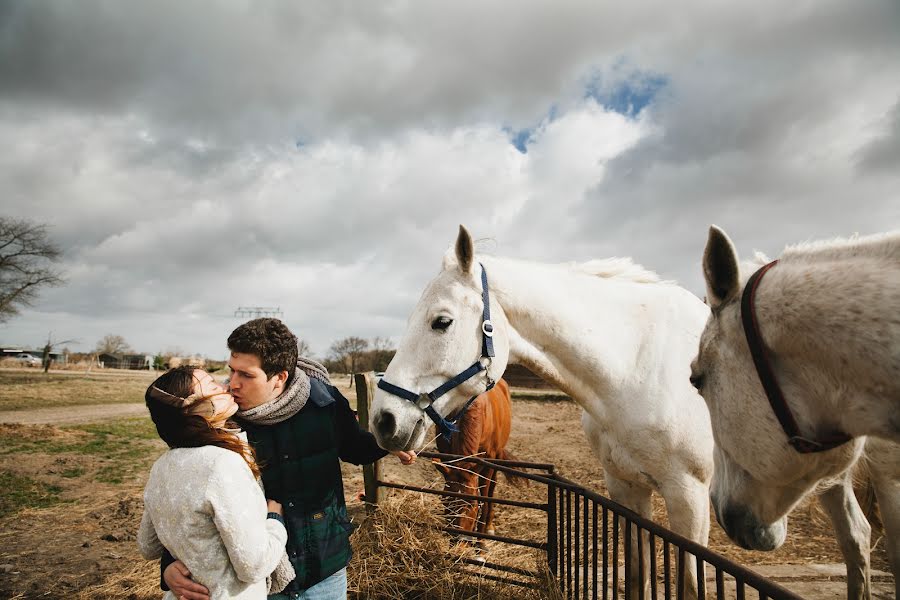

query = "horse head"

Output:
[[370, 225, 510, 451], [691, 225, 865, 551]]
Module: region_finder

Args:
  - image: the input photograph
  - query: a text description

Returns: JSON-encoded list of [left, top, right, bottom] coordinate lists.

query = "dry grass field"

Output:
[[0, 368, 893, 599], [0, 367, 157, 411]]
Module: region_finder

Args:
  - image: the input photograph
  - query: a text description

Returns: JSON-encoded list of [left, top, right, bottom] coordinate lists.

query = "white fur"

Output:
[[371, 226, 713, 599], [696, 225, 900, 600]]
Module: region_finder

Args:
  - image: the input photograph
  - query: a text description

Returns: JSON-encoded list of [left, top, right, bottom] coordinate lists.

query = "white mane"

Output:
[[571, 257, 665, 283], [476, 254, 667, 284], [781, 230, 900, 264], [738, 231, 900, 282]]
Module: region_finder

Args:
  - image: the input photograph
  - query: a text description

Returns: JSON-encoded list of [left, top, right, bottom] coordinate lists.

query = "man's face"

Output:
[[227, 352, 288, 411]]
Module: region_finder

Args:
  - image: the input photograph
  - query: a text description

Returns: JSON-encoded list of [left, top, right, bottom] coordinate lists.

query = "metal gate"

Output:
[[371, 450, 804, 600]]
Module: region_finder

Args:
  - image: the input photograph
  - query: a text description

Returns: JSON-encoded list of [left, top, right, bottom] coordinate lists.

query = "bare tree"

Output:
[[328, 336, 369, 386], [0, 217, 64, 323], [369, 336, 395, 372], [41, 332, 77, 373], [297, 338, 312, 358], [95, 334, 132, 355]]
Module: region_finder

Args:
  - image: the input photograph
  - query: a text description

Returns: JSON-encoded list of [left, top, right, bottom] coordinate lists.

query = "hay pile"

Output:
[[348, 494, 561, 599], [73, 561, 158, 600]]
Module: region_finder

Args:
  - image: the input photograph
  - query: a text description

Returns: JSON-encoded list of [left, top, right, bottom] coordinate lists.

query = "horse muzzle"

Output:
[[372, 409, 425, 451], [717, 502, 786, 551]]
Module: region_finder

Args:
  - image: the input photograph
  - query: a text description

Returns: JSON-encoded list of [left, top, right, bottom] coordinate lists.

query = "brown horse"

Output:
[[433, 378, 519, 542]]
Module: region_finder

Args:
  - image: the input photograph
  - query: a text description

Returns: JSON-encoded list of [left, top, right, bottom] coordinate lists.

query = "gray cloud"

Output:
[[857, 98, 900, 173], [1, 0, 899, 358]]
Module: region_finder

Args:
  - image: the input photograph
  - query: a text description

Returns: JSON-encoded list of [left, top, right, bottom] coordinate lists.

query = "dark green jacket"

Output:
[[160, 379, 386, 593], [241, 379, 387, 592]]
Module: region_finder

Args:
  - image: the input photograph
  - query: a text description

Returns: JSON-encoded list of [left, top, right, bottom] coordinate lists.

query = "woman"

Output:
[[138, 366, 289, 599]]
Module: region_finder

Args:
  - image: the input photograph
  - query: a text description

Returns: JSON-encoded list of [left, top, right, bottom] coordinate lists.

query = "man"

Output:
[[163, 318, 414, 600]]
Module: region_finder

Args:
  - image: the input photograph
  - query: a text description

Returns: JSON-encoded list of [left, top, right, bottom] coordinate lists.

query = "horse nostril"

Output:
[[374, 410, 397, 440]]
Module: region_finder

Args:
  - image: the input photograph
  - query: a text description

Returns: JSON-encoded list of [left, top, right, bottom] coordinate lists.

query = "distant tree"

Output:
[[0, 217, 64, 323], [205, 359, 227, 373], [328, 336, 369, 386], [297, 338, 312, 358], [41, 331, 77, 373], [369, 336, 395, 372], [95, 334, 132, 355]]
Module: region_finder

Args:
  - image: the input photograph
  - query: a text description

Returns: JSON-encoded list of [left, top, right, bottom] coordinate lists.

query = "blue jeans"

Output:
[[269, 568, 347, 600]]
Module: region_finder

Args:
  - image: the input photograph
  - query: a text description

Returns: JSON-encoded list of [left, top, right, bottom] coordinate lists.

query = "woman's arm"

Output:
[[208, 451, 288, 584], [137, 508, 165, 560]]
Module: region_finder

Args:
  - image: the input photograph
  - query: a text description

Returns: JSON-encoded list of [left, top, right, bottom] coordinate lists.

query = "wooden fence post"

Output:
[[354, 372, 385, 510]]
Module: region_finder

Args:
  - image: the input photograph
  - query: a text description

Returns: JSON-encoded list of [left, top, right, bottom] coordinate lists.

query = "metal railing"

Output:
[[372, 451, 804, 600], [352, 373, 803, 599]]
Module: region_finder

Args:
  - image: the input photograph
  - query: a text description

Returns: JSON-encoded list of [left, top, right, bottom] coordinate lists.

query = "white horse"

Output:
[[371, 225, 713, 599], [693, 225, 900, 599]]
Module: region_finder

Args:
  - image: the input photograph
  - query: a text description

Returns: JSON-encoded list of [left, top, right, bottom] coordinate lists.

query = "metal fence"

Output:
[[372, 451, 804, 600], [352, 373, 803, 599]]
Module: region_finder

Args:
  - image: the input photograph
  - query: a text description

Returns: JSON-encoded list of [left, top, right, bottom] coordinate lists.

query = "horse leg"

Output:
[[606, 475, 653, 600], [866, 439, 900, 597], [474, 467, 496, 553], [484, 469, 498, 535], [660, 476, 710, 600], [818, 474, 871, 600]]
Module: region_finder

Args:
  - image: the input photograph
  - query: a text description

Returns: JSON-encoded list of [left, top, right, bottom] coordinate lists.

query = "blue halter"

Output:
[[377, 263, 496, 440]]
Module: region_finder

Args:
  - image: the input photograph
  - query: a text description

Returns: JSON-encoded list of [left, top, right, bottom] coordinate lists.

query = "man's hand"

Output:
[[267, 499, 283, 515], [164, 560, 210, 600], [391, 450, 416, 465]]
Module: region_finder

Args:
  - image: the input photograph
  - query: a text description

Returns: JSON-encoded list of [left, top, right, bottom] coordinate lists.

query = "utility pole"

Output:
[[233, 306, 284, 319]]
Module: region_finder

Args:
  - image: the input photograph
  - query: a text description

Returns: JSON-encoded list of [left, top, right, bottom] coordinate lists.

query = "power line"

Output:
[[233, 306, 284, 319]]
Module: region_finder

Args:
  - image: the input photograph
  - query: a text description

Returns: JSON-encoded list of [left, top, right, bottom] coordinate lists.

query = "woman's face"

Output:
[[192, 370, 238, 425]]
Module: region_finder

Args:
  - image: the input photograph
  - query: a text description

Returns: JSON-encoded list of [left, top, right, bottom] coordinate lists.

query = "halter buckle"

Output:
[[482, 320, 494, 337], [416, 393, 433, 410]]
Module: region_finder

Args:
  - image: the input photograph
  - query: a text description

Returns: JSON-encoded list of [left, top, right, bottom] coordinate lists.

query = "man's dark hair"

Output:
[[227, 318, 298, 379]]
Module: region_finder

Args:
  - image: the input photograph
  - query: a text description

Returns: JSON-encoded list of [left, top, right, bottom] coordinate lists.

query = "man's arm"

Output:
[[330, 385, 391, 465], [160, 548, 174, 590], [161, 551, 210, 600]]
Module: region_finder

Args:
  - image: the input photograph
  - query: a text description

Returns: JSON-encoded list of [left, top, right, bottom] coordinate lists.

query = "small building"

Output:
[[1, 347, 63, 362], [502, 364, 555, 389], [165, 356, 206, 369], [98, 353, 153, 370]]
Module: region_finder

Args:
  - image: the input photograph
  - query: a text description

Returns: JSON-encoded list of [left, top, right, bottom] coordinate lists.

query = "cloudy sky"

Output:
[[1, 1, 898, 360]]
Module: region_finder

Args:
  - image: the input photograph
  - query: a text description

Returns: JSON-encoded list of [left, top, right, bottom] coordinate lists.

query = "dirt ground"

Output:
[[0, 380, 893, 599], [369, 397, 894, 598]]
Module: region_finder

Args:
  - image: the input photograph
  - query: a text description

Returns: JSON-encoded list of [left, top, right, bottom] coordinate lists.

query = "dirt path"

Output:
[[0, 403, 147, 425]]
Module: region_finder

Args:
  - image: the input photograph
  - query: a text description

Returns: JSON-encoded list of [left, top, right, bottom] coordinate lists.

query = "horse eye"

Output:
[[431, 316, 453, 330], [689, 373, 704, 391]]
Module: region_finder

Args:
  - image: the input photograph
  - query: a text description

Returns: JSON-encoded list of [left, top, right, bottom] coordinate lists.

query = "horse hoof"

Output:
[[486, 528, 495, 536]]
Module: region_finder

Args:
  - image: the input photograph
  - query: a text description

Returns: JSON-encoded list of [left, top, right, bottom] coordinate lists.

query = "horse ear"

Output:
[[703, 225, 741, 310], [455, 224, 475, 274]]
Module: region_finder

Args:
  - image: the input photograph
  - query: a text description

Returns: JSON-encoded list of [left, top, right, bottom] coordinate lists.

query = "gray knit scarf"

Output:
[[236, 357, 331, 426]]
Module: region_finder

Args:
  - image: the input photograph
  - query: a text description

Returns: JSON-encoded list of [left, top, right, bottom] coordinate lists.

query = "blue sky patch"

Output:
[[505, 71, 665, 154], [585, 72, 668, 118], [505, 105, 559, 154]]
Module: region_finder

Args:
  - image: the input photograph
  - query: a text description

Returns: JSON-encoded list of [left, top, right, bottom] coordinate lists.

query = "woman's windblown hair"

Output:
[[145, 366, 259, 478]]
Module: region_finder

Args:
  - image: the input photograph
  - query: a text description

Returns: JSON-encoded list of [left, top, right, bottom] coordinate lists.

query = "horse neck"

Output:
[[481, 256, 655, 402], [754, 254, 900, 439]]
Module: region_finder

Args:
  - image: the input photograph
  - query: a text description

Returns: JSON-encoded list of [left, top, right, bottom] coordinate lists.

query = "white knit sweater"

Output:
[[138, 445, 288, 600]]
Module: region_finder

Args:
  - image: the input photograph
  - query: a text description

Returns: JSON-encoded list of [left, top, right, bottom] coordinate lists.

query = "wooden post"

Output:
[[355, 372, 385, 509]]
